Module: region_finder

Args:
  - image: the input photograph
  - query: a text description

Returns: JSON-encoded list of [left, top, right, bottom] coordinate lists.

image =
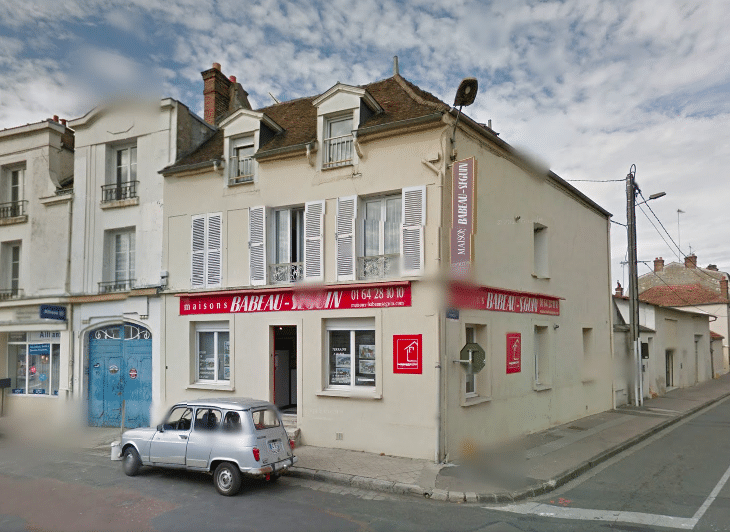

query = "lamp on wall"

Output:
[[450, 78, 479, 160]]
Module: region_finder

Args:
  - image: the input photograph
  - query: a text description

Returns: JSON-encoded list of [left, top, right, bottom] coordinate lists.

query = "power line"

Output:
[[565, 178, 625, 182]]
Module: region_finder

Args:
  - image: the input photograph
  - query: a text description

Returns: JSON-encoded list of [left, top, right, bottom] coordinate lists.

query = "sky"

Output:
[[1, 0, 728, 283]]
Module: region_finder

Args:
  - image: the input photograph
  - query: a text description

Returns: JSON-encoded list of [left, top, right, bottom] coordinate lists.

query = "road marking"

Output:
[[692, 460, 730, 523], [490, 503, 697, 529]]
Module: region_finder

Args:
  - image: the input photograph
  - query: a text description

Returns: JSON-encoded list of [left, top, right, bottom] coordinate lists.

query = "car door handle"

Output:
[[179, 435, 188, 440]]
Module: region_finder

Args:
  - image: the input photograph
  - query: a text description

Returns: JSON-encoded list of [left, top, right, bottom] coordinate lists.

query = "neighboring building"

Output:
[[0, 117, 75, 419], [67, 99, 214, 429], [639, 256, 730, 375], [159, 62, 613, 461], [613, 284, 715, 404]]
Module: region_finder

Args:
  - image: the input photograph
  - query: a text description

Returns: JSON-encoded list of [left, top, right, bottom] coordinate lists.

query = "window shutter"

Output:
[[249, 206, 267, 286], [207, 213, 222, 287], [336, 196, 357, 281], [401, 186, 425, 276], [191, 215, 206, 288], [304, 200, 325, 281]]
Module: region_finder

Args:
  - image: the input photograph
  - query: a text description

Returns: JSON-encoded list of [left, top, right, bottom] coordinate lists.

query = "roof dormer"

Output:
[[219, 109, 283, 186], [313, 83, 383, 170]]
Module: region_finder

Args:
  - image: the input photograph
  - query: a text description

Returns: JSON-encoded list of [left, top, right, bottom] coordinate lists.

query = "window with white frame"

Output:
[[191, 213, 222, 288], [325, 319, 376, 389], [103, 145, 138, 202], [323, 115, 353, 168], [271, 207, 304, 284], [0, 166, 25, 218], [195, 323, 230, 384], [359, 194, 401, 280], [8, 331, 61, 396], [101, 229, 135, 293], [534, 324, 551, 388], [533, 223, 549, 278], [461, 323, 490, 403], [229, 136, 255, 184], [1, 241, 21, 298]]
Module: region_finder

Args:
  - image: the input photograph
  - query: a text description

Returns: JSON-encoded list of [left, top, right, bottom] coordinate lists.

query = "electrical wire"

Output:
[[565, 178, 625, 182]]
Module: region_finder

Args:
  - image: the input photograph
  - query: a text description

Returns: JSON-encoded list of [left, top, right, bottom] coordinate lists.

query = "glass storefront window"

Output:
[[196, 325, 230, 384], [327, 322, 376, 388], [7, 332, 60, 396]]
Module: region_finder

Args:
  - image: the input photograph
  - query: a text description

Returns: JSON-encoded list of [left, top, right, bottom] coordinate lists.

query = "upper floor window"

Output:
[[191, 213, 222, 289], [229, 136, 255, 185], [359, 195, 401, 280], [0, 167, 26, 219], [533, 223, 549, 279], [100, 229, 135, 293], [0, 241, 21, 299], [102, 145, 138, 203], [323, 115, 353, 169], [271, 207, 304, 284]]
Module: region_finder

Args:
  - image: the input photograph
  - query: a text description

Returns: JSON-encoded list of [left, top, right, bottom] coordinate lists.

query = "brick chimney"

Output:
[[615, 282, 624, 297], [684, 254, 697, 269], [654, 257, 664, 272], [202, 62, 232, 125], [707, 264, 718, 271], [721, 277, 729, 300]]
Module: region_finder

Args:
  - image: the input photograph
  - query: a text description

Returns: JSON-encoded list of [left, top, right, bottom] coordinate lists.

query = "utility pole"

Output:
[[626, 165, 643, 407]]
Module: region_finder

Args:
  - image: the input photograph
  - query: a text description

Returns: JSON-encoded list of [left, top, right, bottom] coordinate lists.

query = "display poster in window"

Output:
[[506, 332, 521, 374], [393, 334, 422, 374], [329, 334, 351, 385], [354, 331, 376, 386], [198, 350, 214, 380], [223, 341, 230, 379]]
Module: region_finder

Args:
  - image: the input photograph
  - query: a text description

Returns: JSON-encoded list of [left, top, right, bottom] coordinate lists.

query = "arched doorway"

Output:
[[88, 323, 152, 428]]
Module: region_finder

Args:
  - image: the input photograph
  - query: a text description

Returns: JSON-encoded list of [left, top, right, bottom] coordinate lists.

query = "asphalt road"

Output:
[[0, 399, 729, 532]]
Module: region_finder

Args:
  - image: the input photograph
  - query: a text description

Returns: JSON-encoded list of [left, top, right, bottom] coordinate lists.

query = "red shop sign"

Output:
[[179, 282, 411, 315], [449, 282, 560, 316], [393, 334, 422, 374]]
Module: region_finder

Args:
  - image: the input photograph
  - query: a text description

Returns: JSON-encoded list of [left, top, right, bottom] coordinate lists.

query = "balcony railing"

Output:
[[357, 254, 399, 280], [0, 200, 27, 219], [229, 156, 254, 184], [323, 135, 353, 168], [98, 279, 135, 294], [101, 181, 138, 203], [269, 263, 303, 284], [0, 288, 23, 300]]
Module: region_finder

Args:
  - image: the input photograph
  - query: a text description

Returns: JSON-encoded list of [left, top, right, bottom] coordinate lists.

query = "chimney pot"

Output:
[[685, 254, 697, 269], [212, 62, 221, 71], [53, 115, 59, 122], [60, 119, 67, 126], [654, 257, 664, 272], [615, 282, 624, 297], [202, 63, 233, 125], [708, 264, 718, 271], [229, 75, 236, 83]]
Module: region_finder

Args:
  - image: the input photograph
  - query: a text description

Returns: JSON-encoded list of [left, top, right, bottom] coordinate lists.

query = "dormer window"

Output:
[[323, 115, 353, 169], [229, 135, 255, 185]]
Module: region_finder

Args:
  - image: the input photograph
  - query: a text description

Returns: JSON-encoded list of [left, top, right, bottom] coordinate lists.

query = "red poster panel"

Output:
[[393, 335, 422, 374], [506, 332, 521, 374]]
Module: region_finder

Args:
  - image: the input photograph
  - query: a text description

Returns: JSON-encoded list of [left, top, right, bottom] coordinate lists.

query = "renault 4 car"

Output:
[[120, 397, 297, 496]]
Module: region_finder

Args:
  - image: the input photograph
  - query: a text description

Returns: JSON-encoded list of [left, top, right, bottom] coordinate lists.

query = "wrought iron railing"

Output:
[[229, 156, 254, 184], [357, 254, 399, 280], [323, 135, 353, 168], [0, 200, 27, 219], [98, 279, 135, 294], [0, 288, 23, 300], [101, 181, 138, 203], [269, 263, 303, 284]]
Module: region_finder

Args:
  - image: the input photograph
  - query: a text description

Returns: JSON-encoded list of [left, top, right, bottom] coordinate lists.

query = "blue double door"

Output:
[[88, 323, 152, 429]]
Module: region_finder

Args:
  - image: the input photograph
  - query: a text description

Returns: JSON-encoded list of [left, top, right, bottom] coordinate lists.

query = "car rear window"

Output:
[[251, 408, 280, 430]]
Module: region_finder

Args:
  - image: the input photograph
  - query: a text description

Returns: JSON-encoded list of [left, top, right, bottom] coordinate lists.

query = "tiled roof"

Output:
[[639, 284, 729, 307], [163, 75, 449, 174], [711, 331, 724, 340]]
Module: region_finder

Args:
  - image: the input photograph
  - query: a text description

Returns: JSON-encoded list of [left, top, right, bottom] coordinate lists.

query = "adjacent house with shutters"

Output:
[[158, 62, 614, 461]]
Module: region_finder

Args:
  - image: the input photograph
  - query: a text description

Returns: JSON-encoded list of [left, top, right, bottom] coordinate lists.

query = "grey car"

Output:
[[120, 397, 298, 495]]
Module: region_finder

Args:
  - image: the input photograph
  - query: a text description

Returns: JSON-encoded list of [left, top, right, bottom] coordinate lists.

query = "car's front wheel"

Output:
[[122, 447, 142, 476], [214, 462, 241, 496]]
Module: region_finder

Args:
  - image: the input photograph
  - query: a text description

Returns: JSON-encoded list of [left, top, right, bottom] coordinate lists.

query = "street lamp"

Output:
[[626, 165, 665, 407]]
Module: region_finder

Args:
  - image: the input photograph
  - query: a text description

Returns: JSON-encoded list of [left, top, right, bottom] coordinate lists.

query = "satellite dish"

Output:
[[453, 77, 478, 107]]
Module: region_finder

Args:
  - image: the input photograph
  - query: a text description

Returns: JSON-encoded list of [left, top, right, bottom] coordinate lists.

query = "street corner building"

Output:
[[158, 62, 615, 461]]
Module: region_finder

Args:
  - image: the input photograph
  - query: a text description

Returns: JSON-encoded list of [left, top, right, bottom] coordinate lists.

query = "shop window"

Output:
[[195, 323, 230, 384], [7, 331, 61, 396], [325, 319, 376, 389]]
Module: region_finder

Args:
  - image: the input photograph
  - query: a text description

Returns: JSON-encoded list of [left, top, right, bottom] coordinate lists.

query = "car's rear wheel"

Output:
[[214, 462, 241, 496], [122, 447, 142, 477]]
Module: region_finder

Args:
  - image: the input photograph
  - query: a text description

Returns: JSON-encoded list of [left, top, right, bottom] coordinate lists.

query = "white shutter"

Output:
[[191, 215, 206, 288], [206, 213, 222, 287], [304, 200, 325, 281], [336, 196, 357, 281], [401, 186, 425, 276], [249, 206, 267, 286]]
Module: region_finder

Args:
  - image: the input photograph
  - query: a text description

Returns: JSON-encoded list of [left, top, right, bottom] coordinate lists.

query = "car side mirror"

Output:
[[157, 424, 165, 432]]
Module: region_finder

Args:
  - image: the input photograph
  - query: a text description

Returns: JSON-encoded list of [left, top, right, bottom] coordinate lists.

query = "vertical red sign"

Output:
[[506, 332, 521, 374], [450, 157, 476, 273], [393, 335, 422, 374]]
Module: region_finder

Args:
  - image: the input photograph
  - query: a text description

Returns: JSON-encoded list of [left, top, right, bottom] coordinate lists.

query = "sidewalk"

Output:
[[288, 373, 730, 503]]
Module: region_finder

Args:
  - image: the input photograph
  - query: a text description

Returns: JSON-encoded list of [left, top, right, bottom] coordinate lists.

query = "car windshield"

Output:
[[251, 408, 280, 430]]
